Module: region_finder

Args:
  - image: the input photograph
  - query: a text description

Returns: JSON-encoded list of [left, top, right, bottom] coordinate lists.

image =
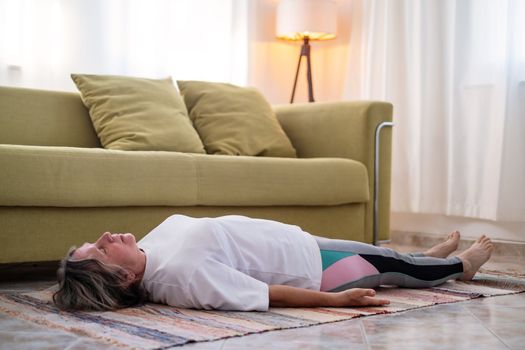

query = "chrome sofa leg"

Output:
[[373, 121, 394, 246]]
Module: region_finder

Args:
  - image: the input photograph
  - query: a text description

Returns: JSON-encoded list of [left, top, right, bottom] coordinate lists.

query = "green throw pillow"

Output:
[[177, 80, 297, 157], [71, 74, 205, 153]]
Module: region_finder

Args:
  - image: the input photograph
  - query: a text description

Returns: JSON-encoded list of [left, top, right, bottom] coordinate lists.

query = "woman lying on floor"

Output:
[[53, 215, 493, 311]]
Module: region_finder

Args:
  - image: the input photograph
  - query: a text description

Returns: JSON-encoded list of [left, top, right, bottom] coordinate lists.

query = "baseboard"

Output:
[[0, 261, 58, 282], [390, 230, 525, 258]]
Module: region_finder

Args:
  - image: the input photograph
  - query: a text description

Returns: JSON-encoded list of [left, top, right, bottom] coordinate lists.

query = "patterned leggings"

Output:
[[314, 236, 464, 292]]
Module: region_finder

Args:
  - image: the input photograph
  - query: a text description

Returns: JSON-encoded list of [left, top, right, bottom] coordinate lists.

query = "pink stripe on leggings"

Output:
[[320, 255, 380, 291]]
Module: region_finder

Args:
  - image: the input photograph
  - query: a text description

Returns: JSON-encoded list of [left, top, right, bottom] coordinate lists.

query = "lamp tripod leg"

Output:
[[290, 37, 315, 104], [305, 47, 314, 102], [290, 49, 303, 103]]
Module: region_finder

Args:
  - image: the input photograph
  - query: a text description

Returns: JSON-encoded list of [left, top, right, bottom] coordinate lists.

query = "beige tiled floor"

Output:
[[1, 239, 524, 350], [139, 293, 525, 350]]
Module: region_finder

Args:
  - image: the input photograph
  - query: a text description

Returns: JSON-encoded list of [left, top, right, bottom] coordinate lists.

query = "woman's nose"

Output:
[[97, 231, 113, 244]]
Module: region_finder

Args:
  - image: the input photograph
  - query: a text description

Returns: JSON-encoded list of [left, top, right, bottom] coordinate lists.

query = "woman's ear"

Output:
[[123, 270, 137, 285]]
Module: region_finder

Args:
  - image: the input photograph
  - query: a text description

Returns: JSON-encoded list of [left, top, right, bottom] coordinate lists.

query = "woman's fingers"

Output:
[[336, 288, 391, 307], [362, 296, 390, 306], [349, 288, 376, 298], [344, 289, 390, 306]]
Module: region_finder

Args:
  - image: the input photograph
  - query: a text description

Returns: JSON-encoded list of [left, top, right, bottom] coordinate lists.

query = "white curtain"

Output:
[[0, 0, 249, 91], [345, 0, 525, 223]]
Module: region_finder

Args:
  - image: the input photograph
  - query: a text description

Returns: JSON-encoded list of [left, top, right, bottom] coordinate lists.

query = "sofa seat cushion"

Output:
[[0, 145, 369, 207], [192, 154, 369, 205]]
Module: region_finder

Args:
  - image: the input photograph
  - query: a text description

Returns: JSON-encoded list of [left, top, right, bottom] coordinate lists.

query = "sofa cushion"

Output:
[[0, 145, 369, 207], [177, 80, 297, 158], [192, 154, 369, 205], [71, 74, 205, 153]]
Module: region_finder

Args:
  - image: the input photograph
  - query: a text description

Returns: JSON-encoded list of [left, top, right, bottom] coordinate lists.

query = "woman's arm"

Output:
[[268, 285, 390, 308]]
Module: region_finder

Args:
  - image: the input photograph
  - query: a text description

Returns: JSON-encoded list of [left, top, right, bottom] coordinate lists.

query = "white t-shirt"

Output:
[[138, 214, 322, 311]]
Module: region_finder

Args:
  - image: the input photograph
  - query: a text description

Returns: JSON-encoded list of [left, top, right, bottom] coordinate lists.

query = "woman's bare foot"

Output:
[[456, 235, 494, 281], [424, 231, 461, 258]]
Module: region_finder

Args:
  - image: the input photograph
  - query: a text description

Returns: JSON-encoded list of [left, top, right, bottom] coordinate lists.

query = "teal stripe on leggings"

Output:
[[320, 250, 356, 270]]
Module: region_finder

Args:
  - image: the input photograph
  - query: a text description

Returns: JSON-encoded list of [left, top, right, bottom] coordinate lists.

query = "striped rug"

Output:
[[0, 273, 523, 349]]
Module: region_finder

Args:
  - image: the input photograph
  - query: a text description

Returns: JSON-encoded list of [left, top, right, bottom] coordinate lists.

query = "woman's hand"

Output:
[[332, 288, 390, 307]]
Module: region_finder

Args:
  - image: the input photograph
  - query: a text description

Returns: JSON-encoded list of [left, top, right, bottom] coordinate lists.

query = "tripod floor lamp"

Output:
[[276, 0, 337, 103]]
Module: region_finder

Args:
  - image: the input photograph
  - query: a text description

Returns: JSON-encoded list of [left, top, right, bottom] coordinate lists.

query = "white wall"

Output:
[[392, 213, 525, 243], [247, 0, 352, 105], [0, 0, 247, 91]]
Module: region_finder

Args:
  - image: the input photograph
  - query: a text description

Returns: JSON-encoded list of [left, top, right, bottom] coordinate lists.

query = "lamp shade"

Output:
[[276, 0, 337, 41]]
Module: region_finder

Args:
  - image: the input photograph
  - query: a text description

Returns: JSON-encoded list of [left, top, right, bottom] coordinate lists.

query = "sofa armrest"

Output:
[[274, 101, 392, 161], [274, 101, 393, 242]]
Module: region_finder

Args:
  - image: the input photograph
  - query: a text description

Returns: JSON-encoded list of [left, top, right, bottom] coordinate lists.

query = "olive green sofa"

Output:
[[0, 86, 393, 264]]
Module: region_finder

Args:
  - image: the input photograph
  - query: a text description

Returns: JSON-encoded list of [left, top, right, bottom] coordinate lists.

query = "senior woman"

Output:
[[53, 215, 493, 311]]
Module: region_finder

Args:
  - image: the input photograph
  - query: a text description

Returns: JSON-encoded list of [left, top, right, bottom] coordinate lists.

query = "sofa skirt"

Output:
[[0, 204, 365, 264]]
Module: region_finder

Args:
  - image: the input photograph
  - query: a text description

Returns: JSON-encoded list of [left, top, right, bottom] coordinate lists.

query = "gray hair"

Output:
[[53, 247, 147, 311]]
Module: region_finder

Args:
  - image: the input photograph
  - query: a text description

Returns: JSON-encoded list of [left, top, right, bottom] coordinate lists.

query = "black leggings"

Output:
[[314, 236, 464, 291]]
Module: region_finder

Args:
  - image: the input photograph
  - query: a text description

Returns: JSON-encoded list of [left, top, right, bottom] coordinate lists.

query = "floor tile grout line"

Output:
[[463, 305, 512, 350], [358, 319, 372, 350]]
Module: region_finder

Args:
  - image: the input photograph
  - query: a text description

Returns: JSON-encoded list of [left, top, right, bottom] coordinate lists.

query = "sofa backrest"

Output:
[[0, 86, 101, 148]]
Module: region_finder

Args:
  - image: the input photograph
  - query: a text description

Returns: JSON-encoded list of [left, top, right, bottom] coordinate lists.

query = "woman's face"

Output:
[[73, 232, 144, 274]]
